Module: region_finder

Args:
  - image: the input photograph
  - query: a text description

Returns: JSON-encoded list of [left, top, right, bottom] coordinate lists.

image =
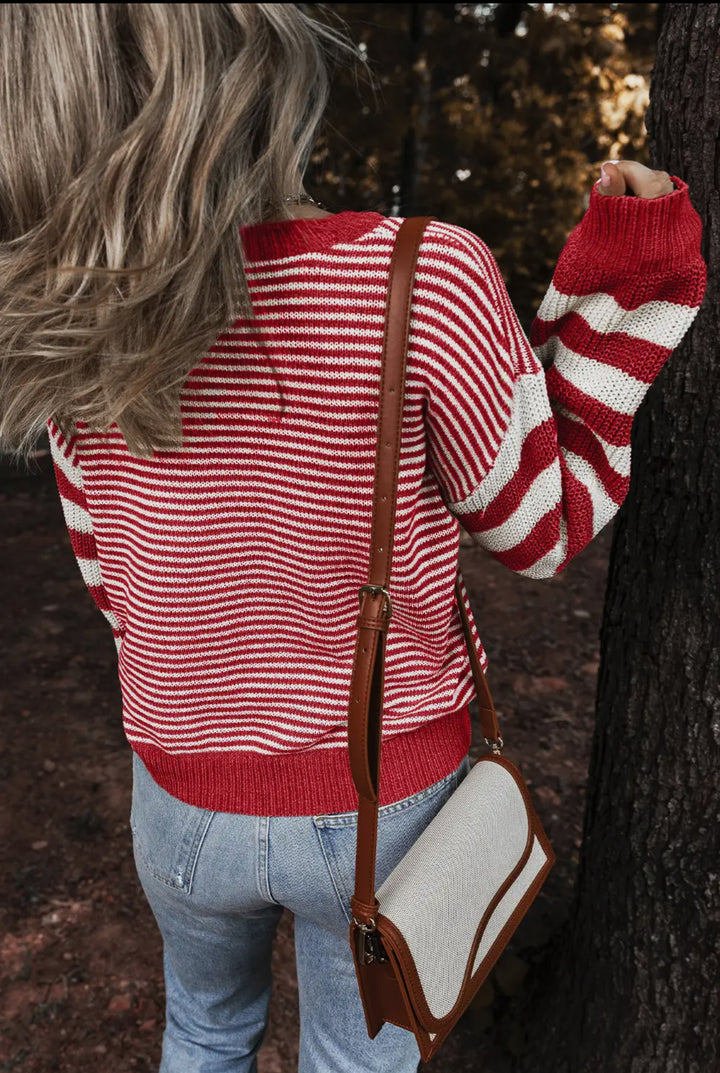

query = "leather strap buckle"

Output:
[[358, 585, 393, 621]]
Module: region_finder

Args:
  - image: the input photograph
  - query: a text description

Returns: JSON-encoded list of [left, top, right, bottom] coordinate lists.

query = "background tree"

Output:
[[515, 5, 720, 1071], [309, 2, 659, 328]]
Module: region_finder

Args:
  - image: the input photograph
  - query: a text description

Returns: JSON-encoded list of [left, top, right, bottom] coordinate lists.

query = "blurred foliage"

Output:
[[306, 2, 659, 332]]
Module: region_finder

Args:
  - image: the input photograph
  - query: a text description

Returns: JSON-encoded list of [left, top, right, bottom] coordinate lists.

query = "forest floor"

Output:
[[0, 441, 613, 1073]]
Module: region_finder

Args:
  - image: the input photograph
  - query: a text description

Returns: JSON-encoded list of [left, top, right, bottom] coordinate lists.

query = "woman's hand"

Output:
[[596, 160, 676, 199]]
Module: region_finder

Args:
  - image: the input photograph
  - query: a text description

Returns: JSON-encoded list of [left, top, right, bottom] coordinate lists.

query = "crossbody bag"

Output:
[[347, 214, 556, 1064]]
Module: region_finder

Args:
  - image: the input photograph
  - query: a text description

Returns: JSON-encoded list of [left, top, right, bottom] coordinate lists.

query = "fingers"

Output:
[[595, 160, 675, 199], [595, 160, 625, 197]]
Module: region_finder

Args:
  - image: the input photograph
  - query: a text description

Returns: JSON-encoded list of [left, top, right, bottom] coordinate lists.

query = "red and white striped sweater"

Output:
[[47, 177, 706, 815]]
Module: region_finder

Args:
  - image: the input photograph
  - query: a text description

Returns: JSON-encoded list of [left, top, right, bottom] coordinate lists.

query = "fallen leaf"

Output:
[[533, 785, 562, 807], [512, 674, 569, 696], [108, 993, 132, 1013]]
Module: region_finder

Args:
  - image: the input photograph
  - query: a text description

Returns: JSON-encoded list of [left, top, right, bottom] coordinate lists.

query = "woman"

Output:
[[0, 5, 706, 1073]]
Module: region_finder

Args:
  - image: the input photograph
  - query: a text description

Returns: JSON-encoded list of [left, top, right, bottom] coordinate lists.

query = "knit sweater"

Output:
[[47, 177, 706, 816]]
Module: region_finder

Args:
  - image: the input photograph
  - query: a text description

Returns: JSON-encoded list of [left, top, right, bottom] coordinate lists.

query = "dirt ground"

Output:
[[0, 438, 612, 1072]]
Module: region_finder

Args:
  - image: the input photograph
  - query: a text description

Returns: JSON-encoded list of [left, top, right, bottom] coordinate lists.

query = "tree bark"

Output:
[[516, 6, 720, 1072], [398, 3, 426, 217]]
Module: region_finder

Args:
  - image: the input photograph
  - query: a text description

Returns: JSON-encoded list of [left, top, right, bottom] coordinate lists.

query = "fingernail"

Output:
[[600, 165, 612, 187]]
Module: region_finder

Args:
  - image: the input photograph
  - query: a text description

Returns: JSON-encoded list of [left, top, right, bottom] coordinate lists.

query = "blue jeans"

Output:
[[130, 749, 472, 1073]]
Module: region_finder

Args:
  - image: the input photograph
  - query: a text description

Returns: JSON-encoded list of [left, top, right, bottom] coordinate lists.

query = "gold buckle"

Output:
[[358, 585, 393, 620]]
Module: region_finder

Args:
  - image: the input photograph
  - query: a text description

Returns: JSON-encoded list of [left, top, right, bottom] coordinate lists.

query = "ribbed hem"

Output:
[[130, 703, 472, 817], [239, 210, 385, 263], [580, 175, 703, 270]]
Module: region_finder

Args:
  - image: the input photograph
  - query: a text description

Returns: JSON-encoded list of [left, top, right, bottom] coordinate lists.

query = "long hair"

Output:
[[0, 4, 368, 466]]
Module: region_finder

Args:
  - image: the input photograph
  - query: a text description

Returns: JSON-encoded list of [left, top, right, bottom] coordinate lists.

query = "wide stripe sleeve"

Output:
[[46, 417, 125, 652], [422, 175, 707, 579]]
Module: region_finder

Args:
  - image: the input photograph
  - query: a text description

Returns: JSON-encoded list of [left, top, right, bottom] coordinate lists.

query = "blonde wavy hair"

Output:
[[0, 3, 368, 466]]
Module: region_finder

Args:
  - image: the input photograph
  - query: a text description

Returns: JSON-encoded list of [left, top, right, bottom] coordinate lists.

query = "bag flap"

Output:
[[375, 755, 552, 1028]]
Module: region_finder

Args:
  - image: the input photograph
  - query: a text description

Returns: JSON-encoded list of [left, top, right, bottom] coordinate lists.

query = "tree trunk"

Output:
[[398, 3, 425, 217], [516, 7, 720, 1072]]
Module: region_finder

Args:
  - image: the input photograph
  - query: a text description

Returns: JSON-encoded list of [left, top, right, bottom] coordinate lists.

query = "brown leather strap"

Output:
[[349, 216, 503, 928], [455, 572, 501, 743]]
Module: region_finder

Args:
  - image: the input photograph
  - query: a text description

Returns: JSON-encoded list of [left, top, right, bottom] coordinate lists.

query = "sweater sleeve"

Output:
[[422, 176, 707, 579], [46, 417, 125, 652]]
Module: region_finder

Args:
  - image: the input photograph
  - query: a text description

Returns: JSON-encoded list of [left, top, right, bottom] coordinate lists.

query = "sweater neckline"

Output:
[[239, 209, 386, 262]]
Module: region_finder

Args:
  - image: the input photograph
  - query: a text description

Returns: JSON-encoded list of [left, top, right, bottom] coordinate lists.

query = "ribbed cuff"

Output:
[[579, 175, 703, 271]]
